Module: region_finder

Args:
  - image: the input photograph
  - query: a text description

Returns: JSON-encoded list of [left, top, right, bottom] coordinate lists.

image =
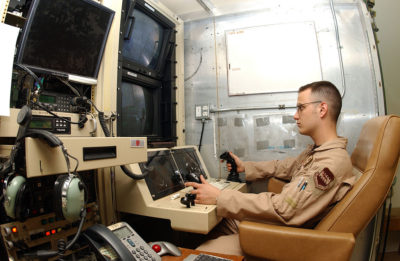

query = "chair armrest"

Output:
[[239, 221, 355, 261]]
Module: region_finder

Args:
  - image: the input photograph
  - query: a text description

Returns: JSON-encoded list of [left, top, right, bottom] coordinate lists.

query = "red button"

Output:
[[152, 244, 161, 253]]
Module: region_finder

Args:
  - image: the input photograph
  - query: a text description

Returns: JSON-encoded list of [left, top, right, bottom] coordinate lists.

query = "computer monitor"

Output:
[[171, 147, 207, 183], [118, 70, 162, 138], [139, 150, 184, 200], [16, 0, 114, 84], [121, 0, 175, 80]]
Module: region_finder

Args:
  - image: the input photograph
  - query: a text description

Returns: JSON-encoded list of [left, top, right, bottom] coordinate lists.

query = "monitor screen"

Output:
[[16, 0, 114, 80], [172, 148, 207, 183], [119, 79, 160, 137], [139, 150, 184, 200], [122, 8, 164, 71], [121, 0, 174, 79]]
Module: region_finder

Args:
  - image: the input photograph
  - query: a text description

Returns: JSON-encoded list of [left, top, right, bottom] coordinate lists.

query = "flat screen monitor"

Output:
[[122, 0, 174, 79], [16, 0, 115, 84], [119, 75, 161, 137], [172, 147, 207, 183], [139, 150, 184, 200]]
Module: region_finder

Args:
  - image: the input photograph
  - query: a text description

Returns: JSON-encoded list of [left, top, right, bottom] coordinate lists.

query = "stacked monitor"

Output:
[[117, 0, 176, 146], [16, 0, 115, 84]]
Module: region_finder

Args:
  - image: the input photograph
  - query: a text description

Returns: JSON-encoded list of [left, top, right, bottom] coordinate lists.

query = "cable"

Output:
[[14, 64, 42, 92], [23, 209, 87, 259], [13, 64, 87, 126], [198, 119, 206, 152], [64, 209, 87, 251], [96, 108, 151, 180], [184, 49, 203, 82], [57, 77, 81, 97]]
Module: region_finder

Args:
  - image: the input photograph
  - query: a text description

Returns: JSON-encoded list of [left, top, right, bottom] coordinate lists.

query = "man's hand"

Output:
[[185, 175, 221, 205], [223, 152, 245, 173]]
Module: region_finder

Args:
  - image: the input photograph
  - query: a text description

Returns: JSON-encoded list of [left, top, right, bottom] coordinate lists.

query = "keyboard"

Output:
[[209, 180, 230, 190], [184, 254, 232, 261]]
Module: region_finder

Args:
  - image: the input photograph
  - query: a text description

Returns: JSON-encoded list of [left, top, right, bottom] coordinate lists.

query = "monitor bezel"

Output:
[[15, 0, 115, 82], [120, 0, 175, 80], [117, 69, 163, 139], [139, 149, 185, 200]]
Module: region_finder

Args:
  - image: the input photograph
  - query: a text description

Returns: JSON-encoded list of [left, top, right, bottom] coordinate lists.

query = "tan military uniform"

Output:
[[197, 137, 355, 255], [217, 137, 356, 226]]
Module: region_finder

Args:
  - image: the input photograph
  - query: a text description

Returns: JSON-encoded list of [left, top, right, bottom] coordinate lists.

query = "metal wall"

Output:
[[184, 0, 383, 179]]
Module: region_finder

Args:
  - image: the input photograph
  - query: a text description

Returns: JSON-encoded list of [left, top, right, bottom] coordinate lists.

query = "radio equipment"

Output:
[[32, 91, 74, 113], [30, 115, 71, 134]]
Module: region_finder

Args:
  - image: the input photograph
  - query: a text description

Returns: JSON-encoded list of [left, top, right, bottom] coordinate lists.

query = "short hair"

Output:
[[299, 81, 342, 122]]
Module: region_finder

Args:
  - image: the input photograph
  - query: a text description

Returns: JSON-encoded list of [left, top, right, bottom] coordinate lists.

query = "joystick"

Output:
[[186, 172, 201, 183], [180, 193, 196, 208], [219, 151, 242, 183]]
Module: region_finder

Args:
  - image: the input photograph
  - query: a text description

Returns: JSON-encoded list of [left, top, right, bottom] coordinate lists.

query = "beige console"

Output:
[[115, 146, 246, 234], [24, 136, 147, 177]]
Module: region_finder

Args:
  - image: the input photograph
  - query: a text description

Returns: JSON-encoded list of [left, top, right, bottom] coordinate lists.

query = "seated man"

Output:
[[185, 81, 356, 256]]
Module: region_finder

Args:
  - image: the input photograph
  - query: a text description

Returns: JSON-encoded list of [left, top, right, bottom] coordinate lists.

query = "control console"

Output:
[[115, 146, 247, 234]]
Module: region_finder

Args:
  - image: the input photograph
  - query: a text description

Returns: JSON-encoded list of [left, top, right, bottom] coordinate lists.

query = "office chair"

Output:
[[239, 115, 400, 261]]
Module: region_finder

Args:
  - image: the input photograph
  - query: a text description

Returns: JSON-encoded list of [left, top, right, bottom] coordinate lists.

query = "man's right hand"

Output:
[[223, 152, 245, 173]]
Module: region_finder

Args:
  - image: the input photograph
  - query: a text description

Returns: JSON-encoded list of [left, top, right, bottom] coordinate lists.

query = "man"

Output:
[[185, 81, 356, 255]]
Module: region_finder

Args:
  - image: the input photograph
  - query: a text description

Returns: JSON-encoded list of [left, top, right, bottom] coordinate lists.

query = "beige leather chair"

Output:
[[239, 115, 400, 261]]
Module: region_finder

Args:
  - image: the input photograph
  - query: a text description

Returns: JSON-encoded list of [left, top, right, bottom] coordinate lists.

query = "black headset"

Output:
[[2, 106, 86, 222]]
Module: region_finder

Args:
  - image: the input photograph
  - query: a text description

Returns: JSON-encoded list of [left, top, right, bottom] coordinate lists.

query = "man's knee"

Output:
[[196, 234, 243, 256]]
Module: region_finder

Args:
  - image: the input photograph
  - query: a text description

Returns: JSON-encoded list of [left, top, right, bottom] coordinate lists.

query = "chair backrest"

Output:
[[315, 115, 400, 235]]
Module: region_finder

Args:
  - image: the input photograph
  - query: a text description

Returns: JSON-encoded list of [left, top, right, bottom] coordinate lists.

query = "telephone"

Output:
[[82, 222, 161, 261]]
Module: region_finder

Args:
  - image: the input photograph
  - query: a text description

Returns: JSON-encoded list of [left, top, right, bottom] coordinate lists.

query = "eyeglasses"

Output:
[[296, 101, 322, 112]]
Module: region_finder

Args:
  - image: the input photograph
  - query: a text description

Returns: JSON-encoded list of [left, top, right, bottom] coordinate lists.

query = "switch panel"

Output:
[[195, 104, 210, 120]]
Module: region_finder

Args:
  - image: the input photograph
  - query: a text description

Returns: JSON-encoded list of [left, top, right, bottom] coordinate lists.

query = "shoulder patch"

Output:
[[314, 168, 335, 191]]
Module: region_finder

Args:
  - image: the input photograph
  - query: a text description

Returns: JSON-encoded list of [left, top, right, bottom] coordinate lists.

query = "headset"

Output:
[[2, 106, 86, 222]]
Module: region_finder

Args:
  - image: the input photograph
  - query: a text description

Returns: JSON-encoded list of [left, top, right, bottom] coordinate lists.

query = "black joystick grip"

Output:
[[219, 151, 242, 183], [180, 193, 196, 208]]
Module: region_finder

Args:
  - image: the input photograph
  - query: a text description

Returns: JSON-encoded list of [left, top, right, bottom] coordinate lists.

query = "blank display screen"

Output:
[[120, 80, 160, 137], [140, 150, 184, 200], [122, 8, 164, 70], [17, 0, 114, 78]]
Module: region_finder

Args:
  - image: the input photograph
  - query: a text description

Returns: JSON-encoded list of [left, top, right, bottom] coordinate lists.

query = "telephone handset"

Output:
[[82, 222, 161, 261]]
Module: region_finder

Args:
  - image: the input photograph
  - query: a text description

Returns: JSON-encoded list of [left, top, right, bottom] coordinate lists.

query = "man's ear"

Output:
[[319, 102, 328, 118]]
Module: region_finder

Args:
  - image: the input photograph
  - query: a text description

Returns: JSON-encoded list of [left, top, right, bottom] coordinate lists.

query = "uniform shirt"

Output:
[[216, 137, 356, 226]]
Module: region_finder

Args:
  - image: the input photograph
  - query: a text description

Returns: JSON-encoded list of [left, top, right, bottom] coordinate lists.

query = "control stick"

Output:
[[180, 193, 196, 208], [219, 151, 242, 183]]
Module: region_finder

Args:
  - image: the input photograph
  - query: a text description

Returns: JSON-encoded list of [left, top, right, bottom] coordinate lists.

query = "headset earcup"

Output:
[[54, 175, 69, 219], [15, 181, 31, 221], [63, 177, 85, 222], [4, 175, 26, 219], [54, 175, 85, 222]]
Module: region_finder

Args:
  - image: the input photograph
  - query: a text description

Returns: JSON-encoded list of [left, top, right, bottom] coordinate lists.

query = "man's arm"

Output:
[[244, 156, 299, 182], [217, 150, 354, 226], [227, 151, 303, 182]]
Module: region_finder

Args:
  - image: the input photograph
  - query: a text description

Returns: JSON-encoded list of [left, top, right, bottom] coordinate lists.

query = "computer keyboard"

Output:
[[184, 253, 232, 261], [209, 180, 230, 190]]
